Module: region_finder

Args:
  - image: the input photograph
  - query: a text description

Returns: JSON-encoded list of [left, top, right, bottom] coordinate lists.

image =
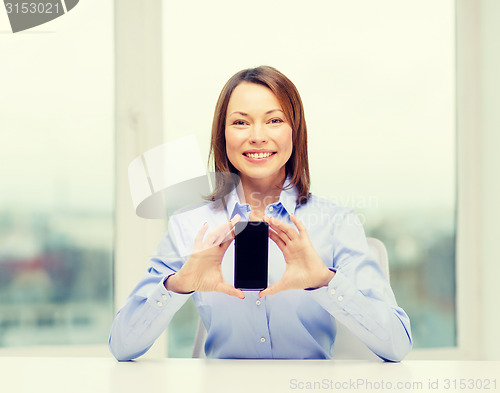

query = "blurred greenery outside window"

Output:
[[0, 2, 114, 348]]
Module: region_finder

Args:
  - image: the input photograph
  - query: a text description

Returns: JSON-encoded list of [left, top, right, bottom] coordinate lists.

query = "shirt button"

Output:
[[256, 300, 261, 306], [260, 337, 266, 343], [330, 289, 336, 295], [157, 301, 163, 307], [268, 206, 274, 212], [337, 296, 344, 302], [162, 294, 168, 300]]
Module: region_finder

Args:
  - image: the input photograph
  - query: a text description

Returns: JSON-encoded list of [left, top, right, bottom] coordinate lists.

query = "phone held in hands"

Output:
[[234, 221, 269, 290]]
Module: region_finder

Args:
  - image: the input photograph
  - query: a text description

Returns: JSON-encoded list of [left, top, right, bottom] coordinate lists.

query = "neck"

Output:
[[239, 171, 286, 215]]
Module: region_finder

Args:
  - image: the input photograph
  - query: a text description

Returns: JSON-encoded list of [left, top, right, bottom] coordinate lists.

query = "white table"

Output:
[[0, 357, 498, 393]]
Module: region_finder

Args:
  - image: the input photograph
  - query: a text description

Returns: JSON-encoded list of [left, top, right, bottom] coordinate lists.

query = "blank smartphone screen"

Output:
[[234, 221, 268, 290]]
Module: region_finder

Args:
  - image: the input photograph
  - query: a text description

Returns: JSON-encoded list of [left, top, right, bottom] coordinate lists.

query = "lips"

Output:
[[243, 151, 276, 159]]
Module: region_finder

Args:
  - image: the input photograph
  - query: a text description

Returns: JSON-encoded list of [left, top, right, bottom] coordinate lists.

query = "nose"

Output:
[[249, 123, 268, 144]]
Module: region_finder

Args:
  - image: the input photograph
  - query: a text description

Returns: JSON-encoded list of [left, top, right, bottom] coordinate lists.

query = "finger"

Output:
[[263, 215, 287, 238], [216, 281, 245, 299], [193, 222, 209, 251], [211, 214, 241, 246], [219, 232, 235, 252], [230, 213, 241, 226], [210, 229, 227, 247], [268, 228, 286, 250], [205, 226, 225, 246], [290, 213, 307, 235], [220, 229, 235, 245], [264, 215, 297, 242], [223, 213, 241, 233], [222, 214, 241, 242], [259, 280, 287, 298]]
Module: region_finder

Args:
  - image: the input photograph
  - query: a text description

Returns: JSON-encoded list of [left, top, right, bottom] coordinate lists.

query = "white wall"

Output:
[[162, 0, 455, 214]]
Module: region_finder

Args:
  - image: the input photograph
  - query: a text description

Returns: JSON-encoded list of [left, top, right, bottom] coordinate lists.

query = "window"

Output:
[[0, 1, 114, 349]]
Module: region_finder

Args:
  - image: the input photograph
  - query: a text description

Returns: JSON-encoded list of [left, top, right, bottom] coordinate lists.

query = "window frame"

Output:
[[113, 0, 167, 358]]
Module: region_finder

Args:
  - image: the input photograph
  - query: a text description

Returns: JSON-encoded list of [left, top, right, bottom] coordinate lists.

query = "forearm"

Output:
[[308, 269, 412, 362], [109, 276, 192, 361]]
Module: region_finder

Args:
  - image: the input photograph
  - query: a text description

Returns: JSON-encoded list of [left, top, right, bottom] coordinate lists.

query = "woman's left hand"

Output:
[[259, 214, 335, 298]]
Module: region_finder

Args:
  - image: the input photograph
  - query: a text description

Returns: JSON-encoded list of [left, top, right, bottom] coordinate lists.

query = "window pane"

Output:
[[0, 2, 114, 348], [163, 0, 455, 356]]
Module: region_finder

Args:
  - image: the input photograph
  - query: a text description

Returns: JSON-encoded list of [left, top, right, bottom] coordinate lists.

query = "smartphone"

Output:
[[234, 221, 269, 290]]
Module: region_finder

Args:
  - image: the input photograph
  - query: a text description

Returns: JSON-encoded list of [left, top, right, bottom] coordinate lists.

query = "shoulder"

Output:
[[298, 193, 353, 219], [159, 198, 228, 257], [170, 198, 227, 227], [292, 193, 356, 232], [168, 197, 230, 238]]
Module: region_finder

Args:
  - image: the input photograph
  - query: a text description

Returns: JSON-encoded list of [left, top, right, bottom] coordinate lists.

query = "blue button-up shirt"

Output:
[[109, 178, 412, 361]]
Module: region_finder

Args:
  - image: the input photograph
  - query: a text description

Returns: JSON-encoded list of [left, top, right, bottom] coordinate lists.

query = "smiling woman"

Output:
[[108, 65, 412, 362], [225, 82, 293, 221], [207, 67, 310, 210]]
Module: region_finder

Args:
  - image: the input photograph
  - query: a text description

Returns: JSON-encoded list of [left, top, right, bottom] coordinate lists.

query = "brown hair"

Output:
[[206, 65, 310, 205]]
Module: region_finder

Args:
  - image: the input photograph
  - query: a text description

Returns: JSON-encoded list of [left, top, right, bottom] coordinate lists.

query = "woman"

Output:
[[109, 66, 412, 361]]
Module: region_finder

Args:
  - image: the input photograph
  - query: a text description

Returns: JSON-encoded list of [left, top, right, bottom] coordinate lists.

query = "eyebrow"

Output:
[[228, 109, 283, 117]]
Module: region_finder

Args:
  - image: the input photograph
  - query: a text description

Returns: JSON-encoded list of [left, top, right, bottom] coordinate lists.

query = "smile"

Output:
[[243, 152, 276, 159]]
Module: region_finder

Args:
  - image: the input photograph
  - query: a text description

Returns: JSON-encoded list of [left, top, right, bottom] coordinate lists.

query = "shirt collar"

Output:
[[223, 175, 298, 219]]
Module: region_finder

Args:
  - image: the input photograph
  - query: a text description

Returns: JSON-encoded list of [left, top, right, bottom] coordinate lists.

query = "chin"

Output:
[[240, 168, 285, 181]]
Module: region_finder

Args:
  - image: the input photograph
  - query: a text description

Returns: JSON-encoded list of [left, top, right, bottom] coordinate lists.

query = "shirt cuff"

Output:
[[157, 273, 194, 301], [305, 269, 388, 338], [142, 274, 193, 319], [306, 269, 356, 311]]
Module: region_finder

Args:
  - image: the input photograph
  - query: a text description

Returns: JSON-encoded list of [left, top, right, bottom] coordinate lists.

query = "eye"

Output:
[[269, 118, 284, 124], [232, 120, 247, 126]]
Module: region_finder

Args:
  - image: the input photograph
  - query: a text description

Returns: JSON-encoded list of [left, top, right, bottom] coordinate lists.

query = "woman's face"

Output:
[[225, 82, 293, 185]]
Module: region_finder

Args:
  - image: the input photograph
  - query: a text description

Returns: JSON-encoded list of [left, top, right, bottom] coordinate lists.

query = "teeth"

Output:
[[246, 152, 274, 159]]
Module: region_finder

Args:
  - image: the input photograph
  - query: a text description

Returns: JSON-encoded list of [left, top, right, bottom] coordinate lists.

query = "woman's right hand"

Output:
[[165, 214, 245, 299]]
